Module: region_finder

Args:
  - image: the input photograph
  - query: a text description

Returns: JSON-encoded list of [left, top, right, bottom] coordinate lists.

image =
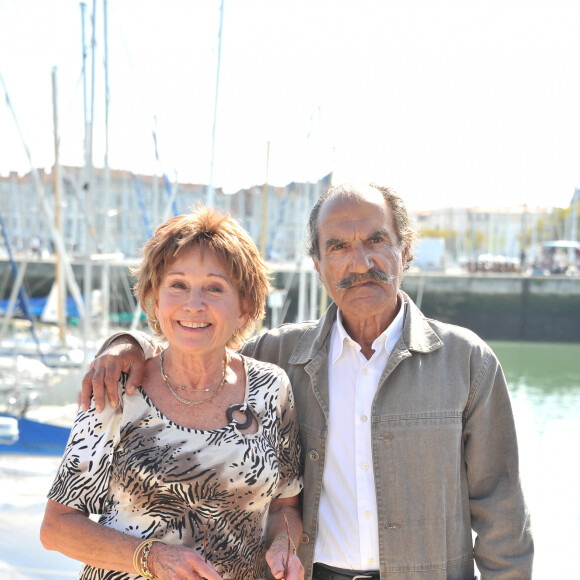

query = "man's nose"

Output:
[[350, 244, 374, 272]]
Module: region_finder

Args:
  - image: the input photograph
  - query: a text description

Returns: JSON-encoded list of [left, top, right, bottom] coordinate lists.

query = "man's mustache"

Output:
[[335, 268, 396, 290]]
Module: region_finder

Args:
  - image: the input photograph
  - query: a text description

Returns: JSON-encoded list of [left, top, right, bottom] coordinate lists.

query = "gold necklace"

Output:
[[159, 350, 229, 406]]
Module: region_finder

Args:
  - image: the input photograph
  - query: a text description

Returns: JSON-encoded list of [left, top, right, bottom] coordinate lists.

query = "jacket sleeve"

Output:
[[96, 330, 158, 359], [273, 371, 303, 499], [463, 347, 534, 579]]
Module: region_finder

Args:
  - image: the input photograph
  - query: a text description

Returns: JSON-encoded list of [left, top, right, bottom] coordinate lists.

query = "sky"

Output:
[[1, 0, 579, 210]]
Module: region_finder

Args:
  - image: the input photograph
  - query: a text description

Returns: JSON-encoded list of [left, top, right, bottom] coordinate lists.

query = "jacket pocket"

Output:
[[372, 412, 473, 570]]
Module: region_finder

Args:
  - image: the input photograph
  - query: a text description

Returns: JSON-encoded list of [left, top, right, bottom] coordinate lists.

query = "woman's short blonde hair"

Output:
[[132, 206, 272, 349]]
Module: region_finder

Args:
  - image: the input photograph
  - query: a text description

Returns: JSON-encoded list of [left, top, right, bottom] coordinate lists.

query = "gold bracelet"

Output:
[[133, 540, 150, 576], [272, 534, 297, 555], [133, 539, 166, 579]]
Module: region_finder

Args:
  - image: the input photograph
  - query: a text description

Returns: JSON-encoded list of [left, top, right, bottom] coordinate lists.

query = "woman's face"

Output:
[[155, 246, 248, 357]]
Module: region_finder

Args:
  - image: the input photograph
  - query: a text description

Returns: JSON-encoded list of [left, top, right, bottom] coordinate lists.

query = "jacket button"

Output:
[[300, 533, 310, 544], [308, 450, 320, 461]]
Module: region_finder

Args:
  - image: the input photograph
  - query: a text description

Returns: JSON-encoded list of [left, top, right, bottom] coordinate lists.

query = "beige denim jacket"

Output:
[[242, 292, 533, 580]]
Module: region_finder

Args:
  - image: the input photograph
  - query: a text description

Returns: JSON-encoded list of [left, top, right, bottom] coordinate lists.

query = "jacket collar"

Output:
[[288, 302, 338, 365], [288, 290, 443, 366], [400, 290, 444, 354]]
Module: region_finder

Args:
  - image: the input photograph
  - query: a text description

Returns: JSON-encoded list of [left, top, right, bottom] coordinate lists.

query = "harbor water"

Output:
[[488, 341, 580, 580], [0, 341, 578, 578]]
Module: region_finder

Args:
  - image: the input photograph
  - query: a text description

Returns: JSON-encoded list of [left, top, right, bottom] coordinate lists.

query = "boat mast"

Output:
[[51, 67, 67, 345], [80, 1, 94, 358], [101, 0, 110, 334], [260, 141, 270, 259], [81, 1, 97, 251], [0, 75, 85, 323], [256, 141, 269, 332], [206, 0, 225, 207]]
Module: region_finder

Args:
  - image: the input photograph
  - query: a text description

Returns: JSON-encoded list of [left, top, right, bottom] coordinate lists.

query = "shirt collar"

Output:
[[330, 292, 406, 364]]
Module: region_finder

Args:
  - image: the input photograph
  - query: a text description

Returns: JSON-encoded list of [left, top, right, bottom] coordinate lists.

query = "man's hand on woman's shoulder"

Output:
[[81, 335, 146, 412]]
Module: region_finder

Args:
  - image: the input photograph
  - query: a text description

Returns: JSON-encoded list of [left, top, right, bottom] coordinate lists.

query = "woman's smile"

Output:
[[179, 321, 211, 329]]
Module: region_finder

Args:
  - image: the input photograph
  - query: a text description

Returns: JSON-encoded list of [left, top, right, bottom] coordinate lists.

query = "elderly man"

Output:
[[83, 183, 533, 580]]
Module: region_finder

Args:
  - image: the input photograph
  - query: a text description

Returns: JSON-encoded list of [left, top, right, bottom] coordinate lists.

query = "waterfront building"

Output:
[[1, 169, 579, 341], [0, 167, 331, 263]]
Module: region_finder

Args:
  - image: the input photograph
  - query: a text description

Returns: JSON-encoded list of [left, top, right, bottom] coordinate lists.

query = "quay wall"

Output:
[[401, 272, 580, 342], [0, 257, 138, 316], [2, 258, 580, 342]]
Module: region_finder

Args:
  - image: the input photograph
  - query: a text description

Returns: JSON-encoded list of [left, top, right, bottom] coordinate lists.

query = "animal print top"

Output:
[[48, 356, 303, 580]]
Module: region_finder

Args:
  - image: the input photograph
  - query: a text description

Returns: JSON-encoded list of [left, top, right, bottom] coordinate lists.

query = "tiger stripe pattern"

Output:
[[48, 356, 303, 579]]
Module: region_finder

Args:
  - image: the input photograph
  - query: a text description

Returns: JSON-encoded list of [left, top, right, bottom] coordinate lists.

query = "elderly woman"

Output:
[[40, 207, 303, 580]]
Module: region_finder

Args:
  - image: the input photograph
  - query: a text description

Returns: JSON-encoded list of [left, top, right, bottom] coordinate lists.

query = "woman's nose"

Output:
[[183, 289, 205, 310]]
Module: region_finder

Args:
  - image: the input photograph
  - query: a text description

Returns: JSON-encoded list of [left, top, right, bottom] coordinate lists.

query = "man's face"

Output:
[[313, 187, 407, 328]]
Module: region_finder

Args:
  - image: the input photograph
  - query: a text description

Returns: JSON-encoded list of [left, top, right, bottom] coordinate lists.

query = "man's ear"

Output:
[[313, 256, 321, 278], [313, 257, 326, 286], [402, 245, 409, 267]]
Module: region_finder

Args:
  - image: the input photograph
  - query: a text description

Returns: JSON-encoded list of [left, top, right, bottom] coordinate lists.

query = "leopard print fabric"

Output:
[[48, 356, 303, 580]]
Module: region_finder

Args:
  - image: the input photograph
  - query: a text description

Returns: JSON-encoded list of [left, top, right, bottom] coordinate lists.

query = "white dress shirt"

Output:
[[313, 295, 405, 570]]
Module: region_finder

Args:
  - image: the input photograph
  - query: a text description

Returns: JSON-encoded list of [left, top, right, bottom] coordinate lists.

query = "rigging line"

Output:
[[108, 1, 152, 122], [0, 72, 34, 162], [0, 210, 47, 366], [0, 72, 85, 320], [151, 126, 179, 218], [54, 65, 90, 142], [110, 3, 177, 194], [70, 66, 87, 107], [206, 0, 225, 207], [131, 173, 154, 238]]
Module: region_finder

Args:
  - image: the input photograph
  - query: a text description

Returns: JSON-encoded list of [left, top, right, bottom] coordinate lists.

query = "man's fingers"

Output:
[[78, 338, 147, 412], [80, 367, 95, 411], [80, 362, 112, 412], [102, 363, 120, 409], [91, 366, 109, 412], [126, 358, 145, 394]]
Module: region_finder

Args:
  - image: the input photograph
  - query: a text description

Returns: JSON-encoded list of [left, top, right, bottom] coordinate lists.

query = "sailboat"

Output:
[[0, 351, 72, 455], [0, 13, 100, 455]]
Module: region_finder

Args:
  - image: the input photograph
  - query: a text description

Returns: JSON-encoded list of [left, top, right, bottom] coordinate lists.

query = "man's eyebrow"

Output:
[[324, 237, 343, 249], [324, 229, 393, 250]]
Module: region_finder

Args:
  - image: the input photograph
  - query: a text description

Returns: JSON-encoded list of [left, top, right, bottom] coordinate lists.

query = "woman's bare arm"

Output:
[[41, 499, 223, 580]]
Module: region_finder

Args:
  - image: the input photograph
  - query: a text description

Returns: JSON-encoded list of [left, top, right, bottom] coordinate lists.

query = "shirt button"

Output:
[[362, 462, 369, 470], [361, 368, 369, 376], [360, 415, 368, 423], [308, 450, 320, 461], [364, 510, 372, 519], [368, 558, 375, 566]]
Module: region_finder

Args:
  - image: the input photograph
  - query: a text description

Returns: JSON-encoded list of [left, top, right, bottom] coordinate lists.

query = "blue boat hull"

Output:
[[0, 413, 70, 456]]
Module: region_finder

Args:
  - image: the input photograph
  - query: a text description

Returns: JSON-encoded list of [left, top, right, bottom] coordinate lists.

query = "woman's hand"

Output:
[[148, 542, 223, 580], [265, 537, 304, 580], [265, 496, 304, 580]]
